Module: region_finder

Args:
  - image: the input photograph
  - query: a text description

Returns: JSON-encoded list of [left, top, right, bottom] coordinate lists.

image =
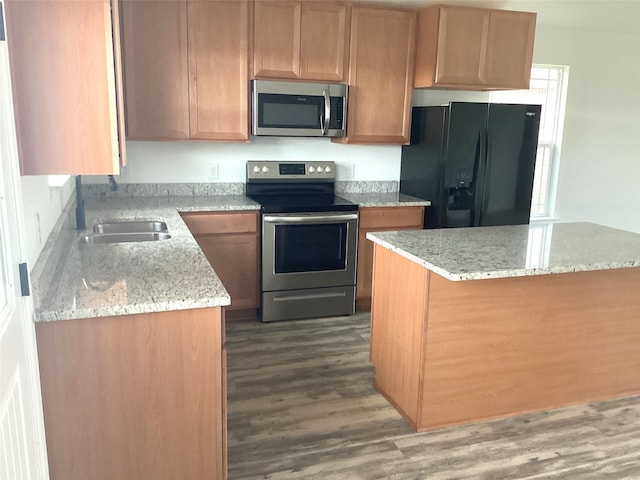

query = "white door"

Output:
[[0, 4, 49, 478]]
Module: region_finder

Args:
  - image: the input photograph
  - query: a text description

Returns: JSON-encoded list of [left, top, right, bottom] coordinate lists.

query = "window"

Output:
[[490, 65, 569, 218]]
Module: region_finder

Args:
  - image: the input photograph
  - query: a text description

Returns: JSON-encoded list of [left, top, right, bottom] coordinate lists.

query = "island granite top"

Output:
[[366, 222, 640, 281]]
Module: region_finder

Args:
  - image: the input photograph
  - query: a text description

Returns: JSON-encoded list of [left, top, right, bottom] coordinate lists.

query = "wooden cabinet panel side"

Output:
[[418, 268, 640, 431], [195, 233, 260, 310], [370, 245, 429, 425], [36, 308, 225, 479], [5, 1, 119, 175]]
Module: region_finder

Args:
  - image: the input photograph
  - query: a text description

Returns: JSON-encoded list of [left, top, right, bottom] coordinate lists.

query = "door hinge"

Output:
[[19, 263, 30, 297]]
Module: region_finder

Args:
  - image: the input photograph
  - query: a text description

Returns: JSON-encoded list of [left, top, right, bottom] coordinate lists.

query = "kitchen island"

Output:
[[366, 222, 640, 432]]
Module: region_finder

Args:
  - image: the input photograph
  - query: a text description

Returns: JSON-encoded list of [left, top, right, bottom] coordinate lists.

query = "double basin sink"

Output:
[[80, 220, 172, 244]]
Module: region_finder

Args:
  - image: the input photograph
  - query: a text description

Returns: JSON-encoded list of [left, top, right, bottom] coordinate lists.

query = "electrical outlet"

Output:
[[337, 163, 355, 180], [207, 162, 219, 180]]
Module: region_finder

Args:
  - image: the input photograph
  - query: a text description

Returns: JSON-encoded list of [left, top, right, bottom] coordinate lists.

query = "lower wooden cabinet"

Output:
[[356, 206, 424, 310], [181, 211, 260, 320], [36, 308, 227, 480]]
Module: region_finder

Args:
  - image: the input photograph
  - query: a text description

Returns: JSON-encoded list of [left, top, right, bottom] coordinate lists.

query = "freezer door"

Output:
[[480, 104, 541, 226], [400, 106, 448, 228]]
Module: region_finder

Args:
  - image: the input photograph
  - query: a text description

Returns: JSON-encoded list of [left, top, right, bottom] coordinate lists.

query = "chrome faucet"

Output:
[[108, 174, 119, 191], [75, 175, 85, 230], [76, 175, 118, 230]]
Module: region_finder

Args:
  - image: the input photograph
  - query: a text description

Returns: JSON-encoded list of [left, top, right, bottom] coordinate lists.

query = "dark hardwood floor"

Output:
[[226, 312, 640, 479]]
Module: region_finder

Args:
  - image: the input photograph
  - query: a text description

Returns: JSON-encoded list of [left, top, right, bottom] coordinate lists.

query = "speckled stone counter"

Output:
[[31, 184, 429, 322], [32, 195, 260, 322], [367, 222, 640, 281], [339, 191, 430, 208], [368, 221, 640, 432]]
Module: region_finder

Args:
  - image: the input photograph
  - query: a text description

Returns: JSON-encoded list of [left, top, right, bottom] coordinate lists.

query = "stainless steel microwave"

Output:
[[251, 80, 348, 138]]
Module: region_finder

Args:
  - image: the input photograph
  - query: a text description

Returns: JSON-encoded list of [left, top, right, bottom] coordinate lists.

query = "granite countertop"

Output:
[[339, 191, 431, 207], [367, 222, 640, 281], [33, 189, 429, 322], [32, 195, 261, 322]]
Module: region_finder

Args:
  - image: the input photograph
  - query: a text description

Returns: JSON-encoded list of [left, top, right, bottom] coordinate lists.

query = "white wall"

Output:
[[86, 137, 402, 184], [532, 26, 640, 233], [91, 89, 489, 187], [20, 176, 74, 267]]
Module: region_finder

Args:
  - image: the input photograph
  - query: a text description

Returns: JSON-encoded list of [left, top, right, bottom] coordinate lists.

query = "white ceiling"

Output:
[[351, 0, 640, 34]]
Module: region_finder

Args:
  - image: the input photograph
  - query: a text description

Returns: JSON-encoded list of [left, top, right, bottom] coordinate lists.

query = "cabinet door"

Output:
[[187, 0, 249, 140], [5, 0, 121, 175], [341, 7, 416, 144], [483, 10, 536, 89], [433, 6, 489, 87], [35, 308, 225, 479], [300, 2, 348, 81], [356, 206, 424, 309], [253, 1, 301, 79], [121, 0, 190, 139], [196, 234, 259, 311]]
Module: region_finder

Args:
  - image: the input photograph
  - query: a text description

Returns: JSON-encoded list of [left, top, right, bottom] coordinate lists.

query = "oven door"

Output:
[[262, 212, 358, 292]]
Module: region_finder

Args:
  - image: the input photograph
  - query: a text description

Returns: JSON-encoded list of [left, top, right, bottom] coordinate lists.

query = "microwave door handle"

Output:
[[322, 90, 330, 136]]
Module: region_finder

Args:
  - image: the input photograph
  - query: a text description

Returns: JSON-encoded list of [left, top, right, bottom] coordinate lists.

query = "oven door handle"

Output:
[[264, 213, 358, 224]]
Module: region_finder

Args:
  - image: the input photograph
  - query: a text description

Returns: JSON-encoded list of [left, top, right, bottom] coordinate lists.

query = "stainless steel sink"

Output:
[[93, 220, 169, 234], [79, 232, 172, 245]]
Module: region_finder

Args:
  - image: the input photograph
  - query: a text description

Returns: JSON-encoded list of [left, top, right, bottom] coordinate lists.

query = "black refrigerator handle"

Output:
[[473, 129, 489, 226]]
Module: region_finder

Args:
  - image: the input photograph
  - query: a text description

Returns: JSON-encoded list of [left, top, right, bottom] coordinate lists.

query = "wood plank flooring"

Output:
[[226, 312, 640, 479]]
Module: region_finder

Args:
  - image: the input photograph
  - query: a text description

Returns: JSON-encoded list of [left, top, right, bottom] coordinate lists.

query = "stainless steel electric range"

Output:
[[246, 160, 358, 323]]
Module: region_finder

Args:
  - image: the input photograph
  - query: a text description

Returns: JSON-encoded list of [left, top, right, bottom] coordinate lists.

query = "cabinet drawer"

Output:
[[181, 211, 259, 235], [359, 206, 424, 229]]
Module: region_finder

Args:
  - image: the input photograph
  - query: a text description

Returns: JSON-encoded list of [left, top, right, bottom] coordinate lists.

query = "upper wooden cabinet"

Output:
[[121, 1, 190, 139], [336, 6, 416, 144], [414, 5, 536, 90], [121, 0, 249, 141], [187, 0, 250, 140], [5, 0, 125, 175], [253, 1, 349, 81]]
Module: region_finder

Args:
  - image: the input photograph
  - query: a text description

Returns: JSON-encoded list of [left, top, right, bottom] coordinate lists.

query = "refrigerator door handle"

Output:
[[479, 129, 492, 225], [473, 129, 488, 226]]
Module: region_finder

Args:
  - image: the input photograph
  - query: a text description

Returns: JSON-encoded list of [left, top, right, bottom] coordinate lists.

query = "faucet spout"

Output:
[[108, 175, 119, 192], [75, 175, 86, 230]]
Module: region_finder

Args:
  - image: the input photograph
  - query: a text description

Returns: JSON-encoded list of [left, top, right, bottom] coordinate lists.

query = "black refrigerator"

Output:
[[400, 102, 542, 229]]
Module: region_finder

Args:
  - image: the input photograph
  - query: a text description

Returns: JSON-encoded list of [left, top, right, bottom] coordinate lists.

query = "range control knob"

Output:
[[261, 166, 269, 173], [308, 166, 315, 173], [324, 166, 332, 173], [252, 166, 260, 173]]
